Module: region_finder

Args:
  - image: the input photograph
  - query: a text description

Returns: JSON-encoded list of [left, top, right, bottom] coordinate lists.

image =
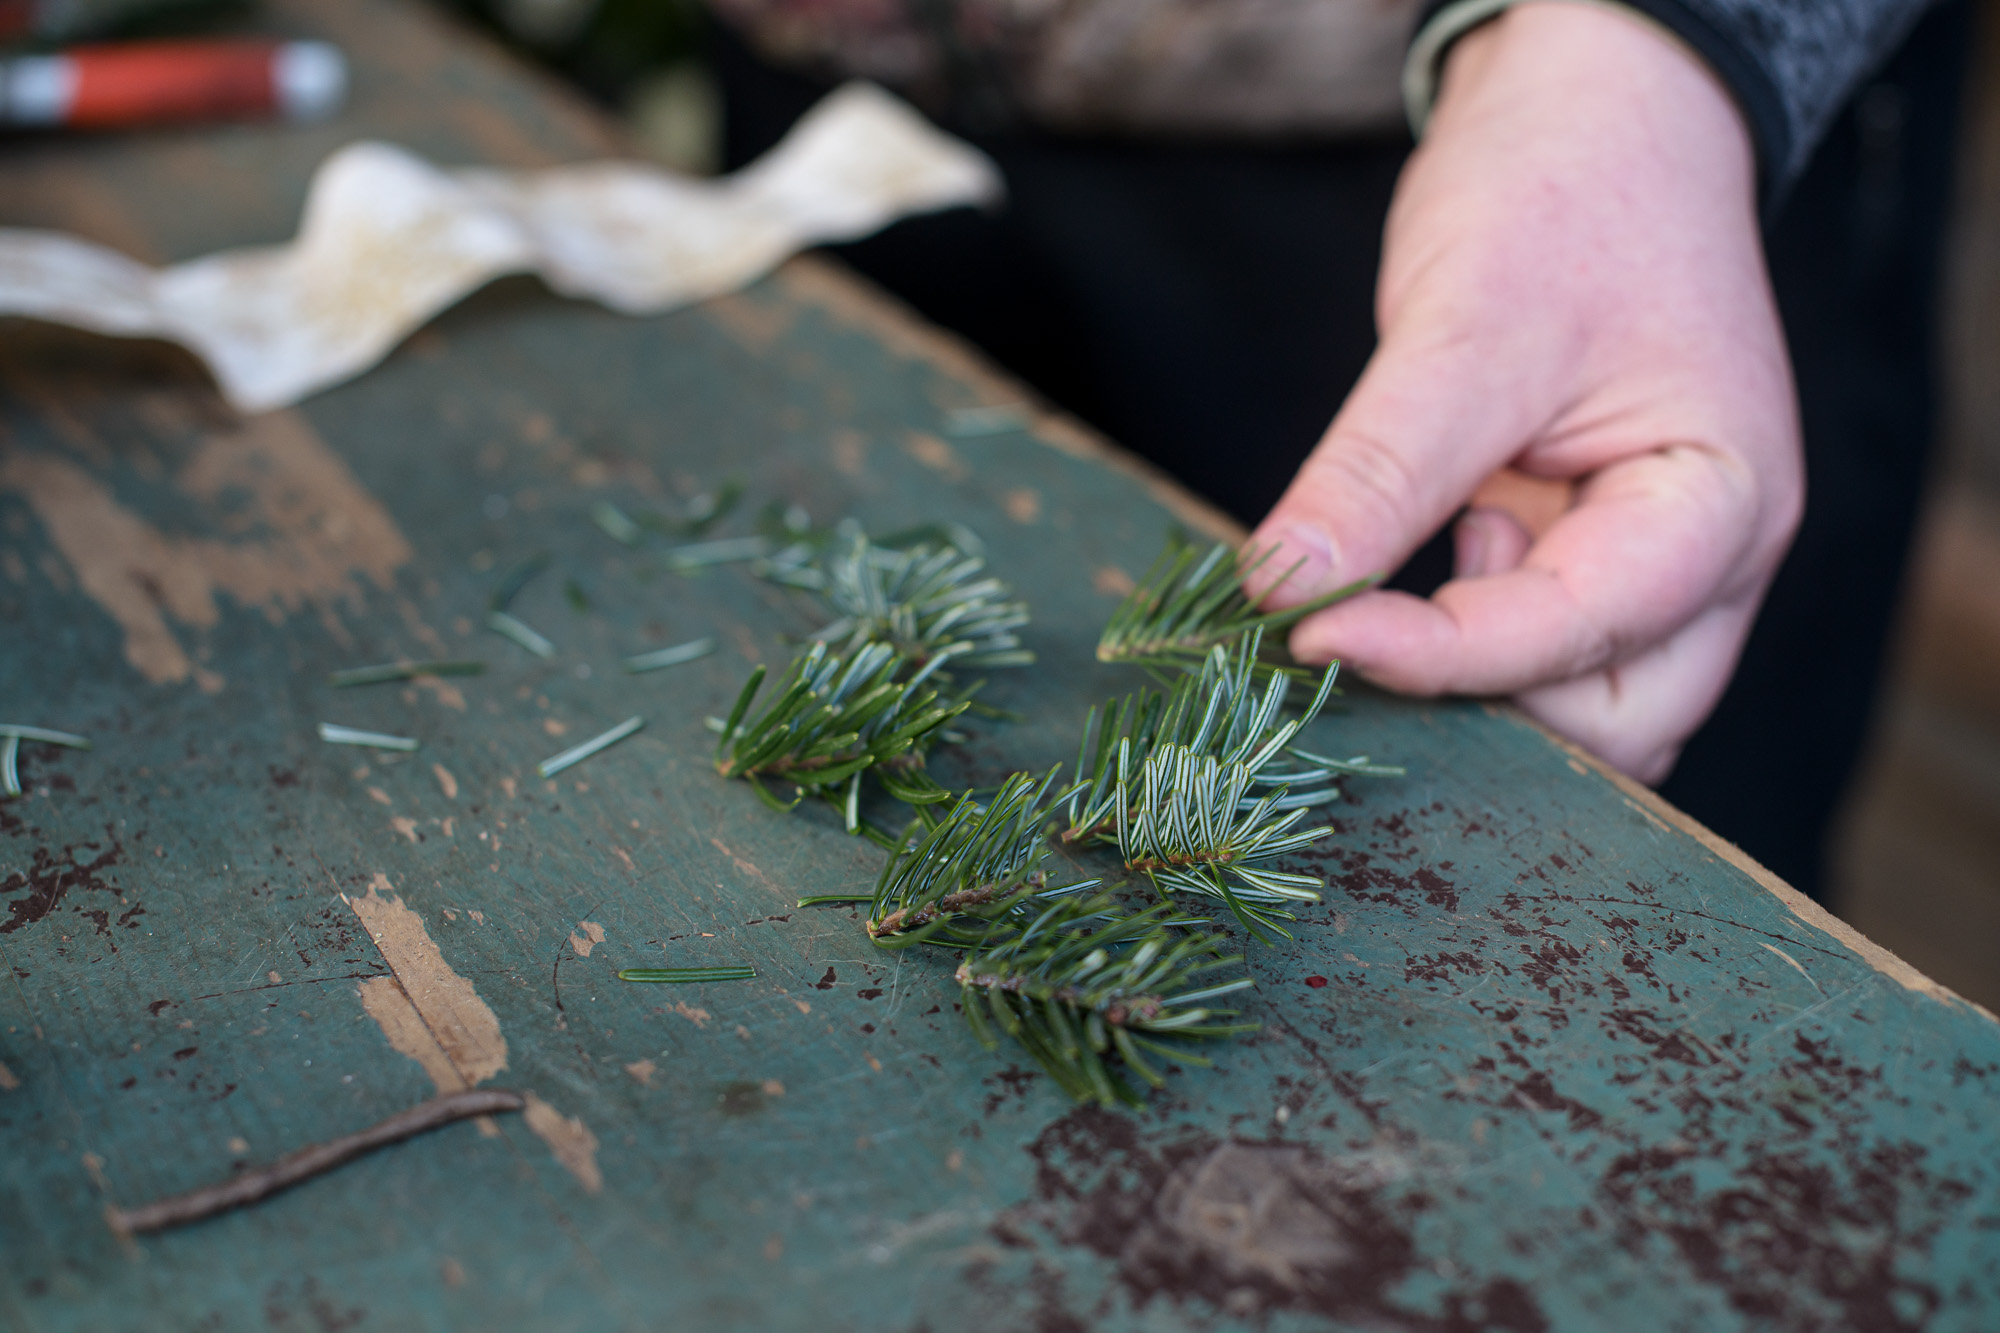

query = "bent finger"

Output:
[[1288, 442, 1762, 695], [1513, 597, 1759, 782], [1246, 320, 1567, 606]]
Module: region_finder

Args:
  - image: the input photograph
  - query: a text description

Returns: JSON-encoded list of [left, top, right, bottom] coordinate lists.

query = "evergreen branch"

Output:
[[1116, 742, 1333, 941], [865, 767, 1096, 947], [955, 892, 1257, 1106], [712, 641, 969, 833], [1065, 629, 1398, 842], [759, 523, 1033, 670], [819, 530, 1033, 668], [705, 515, 1404, 1107], [1097, 534, 1374, 673]]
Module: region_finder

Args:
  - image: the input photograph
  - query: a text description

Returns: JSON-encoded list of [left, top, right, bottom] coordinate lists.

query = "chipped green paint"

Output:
[[1, 1, 1998, 1330]]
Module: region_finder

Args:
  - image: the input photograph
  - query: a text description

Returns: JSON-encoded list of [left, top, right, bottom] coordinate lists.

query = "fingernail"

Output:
[[1259, 523, 1339, 600]]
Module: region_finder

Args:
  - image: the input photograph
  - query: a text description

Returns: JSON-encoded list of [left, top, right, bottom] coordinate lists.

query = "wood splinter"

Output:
[[105, 1088, 526, 1237]]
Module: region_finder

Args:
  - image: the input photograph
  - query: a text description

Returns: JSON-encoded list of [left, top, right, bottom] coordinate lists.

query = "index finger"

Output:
[[1286, 442, 1766, 696]]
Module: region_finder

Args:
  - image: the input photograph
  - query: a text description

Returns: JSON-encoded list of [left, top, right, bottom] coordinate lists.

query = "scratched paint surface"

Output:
[[4, 3, 2000, 1331]]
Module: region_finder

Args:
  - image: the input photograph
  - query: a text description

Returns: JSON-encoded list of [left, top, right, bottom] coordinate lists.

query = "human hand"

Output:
[[1245, 1, 1802, 783]]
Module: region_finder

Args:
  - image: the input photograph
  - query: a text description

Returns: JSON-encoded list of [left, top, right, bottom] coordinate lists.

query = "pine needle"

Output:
[[318, 724, 419, 752], [487, 611, 557, 659], [486, 551, 559, 656], [538, 716, 644, 778], [0, 724, 91, 748], [617, 966, 756, 983], [328, 660, 486, 687], [591, 501, 643, 545], [623, 638, 715, 673], [664, 536, 772, 571], [0, 725, 92, 798], [489, 550, 551, 612]]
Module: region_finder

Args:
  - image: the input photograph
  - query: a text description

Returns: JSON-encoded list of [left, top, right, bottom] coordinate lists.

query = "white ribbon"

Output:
[[0, 82, 1001, 412]]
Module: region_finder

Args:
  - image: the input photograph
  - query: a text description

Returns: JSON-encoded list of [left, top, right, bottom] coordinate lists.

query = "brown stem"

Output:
[[722, 748, 867, 781], [1125, 849, 1237, 873], [1060, 818, 1111, 844], [869, 877, 1021, 937], [953, 965, 1164, 1025], [104, 1088, 525, 1236]]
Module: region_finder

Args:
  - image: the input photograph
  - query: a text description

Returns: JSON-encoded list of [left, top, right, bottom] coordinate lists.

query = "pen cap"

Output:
[[273, 41, 346, 122]]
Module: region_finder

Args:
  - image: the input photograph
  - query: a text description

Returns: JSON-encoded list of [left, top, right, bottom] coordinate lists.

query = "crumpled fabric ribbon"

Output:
[[0, 82, 1002, 412]]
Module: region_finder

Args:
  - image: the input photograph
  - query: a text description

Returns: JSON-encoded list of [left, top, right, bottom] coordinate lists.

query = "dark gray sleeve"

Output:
[[1619, 0, 1937, 188], [1413, 0, 1940, 198]]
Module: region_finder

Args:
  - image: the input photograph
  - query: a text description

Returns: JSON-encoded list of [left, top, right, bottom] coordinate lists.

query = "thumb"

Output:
[[1246, 325, 1551, 605]]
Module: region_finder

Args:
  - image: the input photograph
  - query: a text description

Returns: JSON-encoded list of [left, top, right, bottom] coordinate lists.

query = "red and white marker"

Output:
[[0, 39, 347, 128]]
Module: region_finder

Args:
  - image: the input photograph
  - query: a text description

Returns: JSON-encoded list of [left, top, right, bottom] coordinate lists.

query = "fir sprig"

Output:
[[833, 768, 1096, 947], [725, 521, 1407, 1107], [712, 640, 967, 832], [1097, 535, 1374, 674], [756, 523, 1032, 671], [955, 892, 1258, 1106], [1064, 629, 1399, 843], [1116, 742, 1332, 941], [809, 530, 1033, 669]]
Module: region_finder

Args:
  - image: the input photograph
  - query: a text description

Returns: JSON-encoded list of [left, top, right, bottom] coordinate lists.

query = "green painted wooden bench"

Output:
[[3, 2, 1996, 1328]]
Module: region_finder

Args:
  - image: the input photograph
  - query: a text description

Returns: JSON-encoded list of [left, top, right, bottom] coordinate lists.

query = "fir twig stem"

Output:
[[105, 1089, 524, 1237]]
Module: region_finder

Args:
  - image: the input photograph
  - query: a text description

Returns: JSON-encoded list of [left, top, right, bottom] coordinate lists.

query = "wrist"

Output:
[[1427, 1, 1754, 211]]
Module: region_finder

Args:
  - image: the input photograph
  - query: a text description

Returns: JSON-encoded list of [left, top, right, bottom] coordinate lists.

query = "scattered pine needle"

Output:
[[488, 611, 557, 659], [328, 660, 486, 687], [489, 550, 552, 611], [318, 723, 419, 752], [617, 966, 756, 983], [537, 716, 644, 778], [591, 501, 642, 545], [0, 725, 91, 798], [623, 638, 715, 673], [0, 724, 91, 748], [663, 536, 771, 571]]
